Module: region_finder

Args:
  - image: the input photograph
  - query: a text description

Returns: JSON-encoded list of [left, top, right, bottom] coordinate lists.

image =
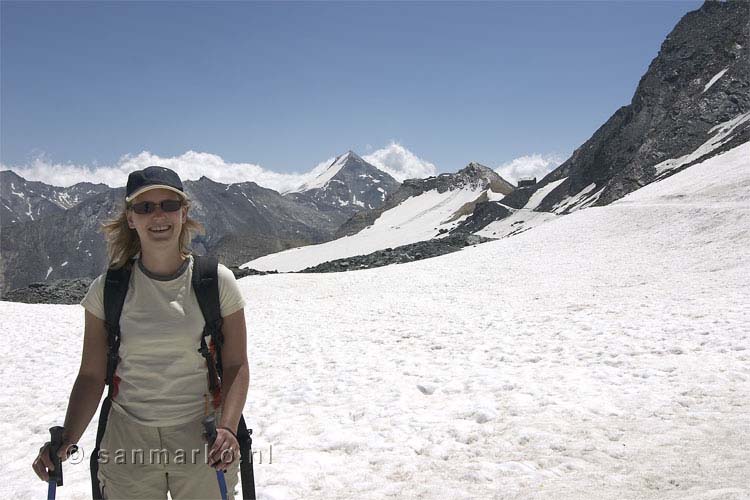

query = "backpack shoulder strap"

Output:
[[93, 260, 132, 500], [193, 254, 256, 500], [192, 254, 224, 402], [191, 254, 222, 336], [103, 262, 132, 389]]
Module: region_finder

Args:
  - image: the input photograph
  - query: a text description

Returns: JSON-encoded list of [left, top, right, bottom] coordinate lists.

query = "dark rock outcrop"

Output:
[[1, 265, 278, 305], [1, 278, 94, 305], [299, 233, 494, 273], [452, 201, 513, 234]]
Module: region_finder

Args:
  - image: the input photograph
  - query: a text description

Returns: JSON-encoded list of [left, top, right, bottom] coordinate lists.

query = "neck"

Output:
[[139, 250, 186, 276]]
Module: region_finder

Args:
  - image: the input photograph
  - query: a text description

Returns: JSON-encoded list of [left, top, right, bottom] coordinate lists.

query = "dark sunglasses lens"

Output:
[[161, 200, 182, 212], [131, 200, 181, 214], [132, 202, 154, 214]]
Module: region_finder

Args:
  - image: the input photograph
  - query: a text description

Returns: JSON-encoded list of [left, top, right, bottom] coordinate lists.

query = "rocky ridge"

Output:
[[0, 170, 109, 226], [534, 0, 750, 212], [335, 162, 514, 238]]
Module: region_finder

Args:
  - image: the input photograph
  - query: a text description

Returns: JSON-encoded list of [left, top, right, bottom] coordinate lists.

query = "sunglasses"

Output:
[[129, 199, 183, 215]]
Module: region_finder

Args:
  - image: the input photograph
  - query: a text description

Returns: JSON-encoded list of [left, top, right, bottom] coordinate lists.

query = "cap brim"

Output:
[[125, 185, 187, 203]]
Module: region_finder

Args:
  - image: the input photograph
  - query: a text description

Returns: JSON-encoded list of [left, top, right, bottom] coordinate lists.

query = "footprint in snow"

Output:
[[417, 384, 437, 395]]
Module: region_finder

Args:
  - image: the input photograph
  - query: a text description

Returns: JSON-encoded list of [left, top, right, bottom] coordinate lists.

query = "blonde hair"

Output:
[[101, 197, 205, 270]]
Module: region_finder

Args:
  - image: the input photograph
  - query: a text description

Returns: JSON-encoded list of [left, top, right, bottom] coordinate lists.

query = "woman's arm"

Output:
[[32, 310, 108, 480], [208, 307, 249, 469], [218, 307, 249, 431], [62, 310, 108, 443]]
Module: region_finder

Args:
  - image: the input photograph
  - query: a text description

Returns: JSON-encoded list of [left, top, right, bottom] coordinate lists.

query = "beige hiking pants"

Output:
[[97, 408, 240, 500]]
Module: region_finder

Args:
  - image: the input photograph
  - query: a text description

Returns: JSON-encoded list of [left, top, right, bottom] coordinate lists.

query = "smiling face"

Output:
[[126, 188, 188, 253]]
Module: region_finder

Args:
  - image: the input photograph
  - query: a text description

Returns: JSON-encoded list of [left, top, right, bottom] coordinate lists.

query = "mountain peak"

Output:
[[1, 170, 25, 182], [461, 162, 494, 174], [337, 150, 365, 166], [455, 162, 515, 194]]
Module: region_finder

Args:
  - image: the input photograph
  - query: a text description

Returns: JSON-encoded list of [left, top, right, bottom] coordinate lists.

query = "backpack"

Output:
[[90, 254, 256, 500]]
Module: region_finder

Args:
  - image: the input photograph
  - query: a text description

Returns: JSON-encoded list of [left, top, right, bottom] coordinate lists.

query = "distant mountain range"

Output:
[[0, 170, 109, 226], [2, 1, 748, 297], [0, 152, 404, 294]]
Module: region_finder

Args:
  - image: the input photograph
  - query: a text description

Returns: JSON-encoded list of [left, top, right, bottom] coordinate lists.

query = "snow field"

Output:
[[1, 143, 748, 499]]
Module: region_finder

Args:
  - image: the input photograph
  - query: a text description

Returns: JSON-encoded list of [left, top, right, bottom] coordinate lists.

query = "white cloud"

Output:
[[363, 142, 437, 182], [1, 142, 438, 193], [494, 153, 567, 185], [2, 151, 316, 193]]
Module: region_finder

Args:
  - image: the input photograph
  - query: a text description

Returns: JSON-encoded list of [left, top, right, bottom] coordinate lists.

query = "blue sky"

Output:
[[1, 0, 702, 183]]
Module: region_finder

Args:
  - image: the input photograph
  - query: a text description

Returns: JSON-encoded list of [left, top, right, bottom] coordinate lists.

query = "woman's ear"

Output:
[[126, 210, 135, 229]]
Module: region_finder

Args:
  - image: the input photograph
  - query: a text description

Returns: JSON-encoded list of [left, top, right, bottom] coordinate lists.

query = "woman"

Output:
[[32, 166, 249, 499]]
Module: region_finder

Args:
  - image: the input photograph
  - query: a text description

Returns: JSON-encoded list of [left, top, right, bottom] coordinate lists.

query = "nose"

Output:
[[147, 206, 172, 221]]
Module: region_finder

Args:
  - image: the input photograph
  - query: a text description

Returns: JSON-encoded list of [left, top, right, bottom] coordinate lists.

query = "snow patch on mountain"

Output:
[[703, 67, 729, 93], [292, 153, 353, 193], [655, 112, 750, 177], [243, 186, 486, 272], [552, 183, 602, 214], [524, 177, 567, 210]]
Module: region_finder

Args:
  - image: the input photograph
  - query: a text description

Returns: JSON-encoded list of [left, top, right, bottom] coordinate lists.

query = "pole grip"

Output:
[[203, 415, 218, 445], [48, 426, 64, 487]]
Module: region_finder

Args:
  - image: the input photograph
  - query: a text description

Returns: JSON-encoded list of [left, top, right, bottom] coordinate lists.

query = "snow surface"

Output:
[[703, 67, 729, 94], [243, 187, 485, 272], [477, 208, 560, 240], [2, 143, 749, 499]]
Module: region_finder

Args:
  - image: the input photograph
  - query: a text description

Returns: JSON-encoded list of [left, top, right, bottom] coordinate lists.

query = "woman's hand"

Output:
[[31, 440, 76, 482], [208, 428, 241, 470]]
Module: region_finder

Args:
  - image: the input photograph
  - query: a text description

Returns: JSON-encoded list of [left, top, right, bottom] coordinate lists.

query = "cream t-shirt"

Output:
[[80, 255, 246, 426]]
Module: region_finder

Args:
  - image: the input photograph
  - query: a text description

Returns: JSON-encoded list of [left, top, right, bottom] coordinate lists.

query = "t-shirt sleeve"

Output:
[[218, 264, 246, 318], [80, 273, 107, 321]]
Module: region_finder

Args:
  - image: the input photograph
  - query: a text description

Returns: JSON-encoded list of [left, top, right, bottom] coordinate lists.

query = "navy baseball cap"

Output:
[[125, 166, 186, 202]]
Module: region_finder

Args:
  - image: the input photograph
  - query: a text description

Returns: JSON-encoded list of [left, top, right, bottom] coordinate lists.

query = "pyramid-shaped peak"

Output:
[[337, 150, 365, 164]]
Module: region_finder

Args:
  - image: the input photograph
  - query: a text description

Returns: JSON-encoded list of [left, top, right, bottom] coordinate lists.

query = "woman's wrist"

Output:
[[218, 426, 239, 441]]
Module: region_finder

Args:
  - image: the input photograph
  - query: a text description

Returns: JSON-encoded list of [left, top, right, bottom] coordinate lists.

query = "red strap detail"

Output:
[[208, 338, 222, 409], [211, 387, 222, 409]]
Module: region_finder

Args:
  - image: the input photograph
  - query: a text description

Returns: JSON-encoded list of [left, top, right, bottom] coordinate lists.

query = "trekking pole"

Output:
[[203, 415, 228, 500], [47, 426, 64, 500]]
